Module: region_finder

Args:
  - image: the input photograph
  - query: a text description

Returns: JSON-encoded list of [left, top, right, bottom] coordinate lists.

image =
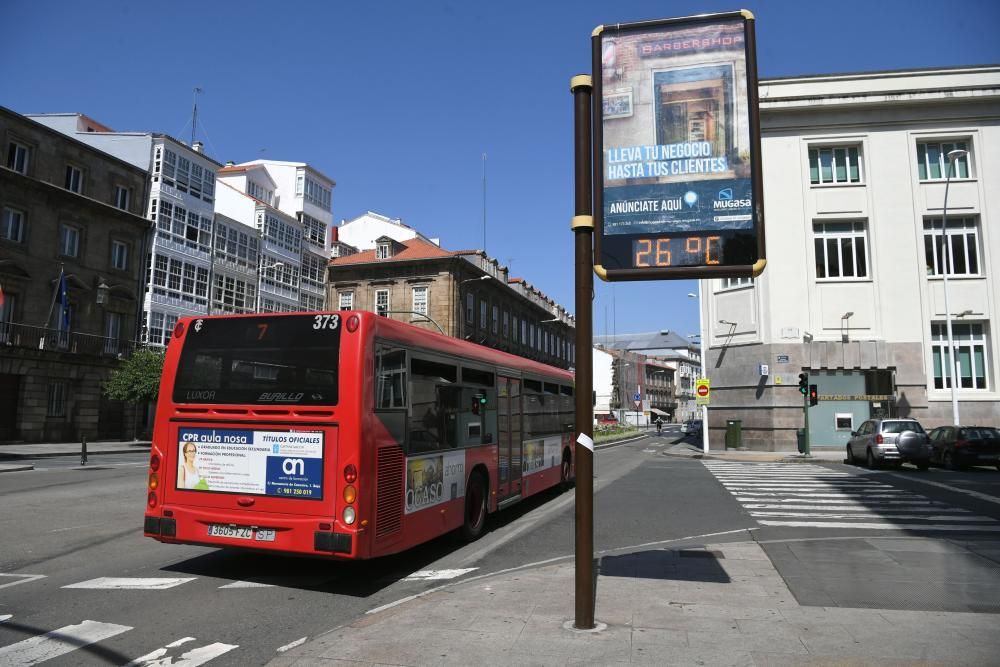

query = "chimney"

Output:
[[192, 141, 204, 153], [225, 161, 235, 167], [330, 226, 339, 243]]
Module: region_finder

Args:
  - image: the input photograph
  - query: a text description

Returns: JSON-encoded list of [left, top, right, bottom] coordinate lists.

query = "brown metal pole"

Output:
[[570, 73, 595, 630]]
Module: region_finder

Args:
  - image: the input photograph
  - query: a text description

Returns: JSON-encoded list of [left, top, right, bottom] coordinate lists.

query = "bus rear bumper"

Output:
[[143, 506, 356, 558]]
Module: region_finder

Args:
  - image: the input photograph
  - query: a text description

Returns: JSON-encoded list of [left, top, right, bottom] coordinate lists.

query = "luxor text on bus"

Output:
[[143, 311, 576, 558]]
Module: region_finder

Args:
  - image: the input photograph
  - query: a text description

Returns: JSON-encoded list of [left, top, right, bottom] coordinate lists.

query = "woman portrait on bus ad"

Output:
[[178, 441, 206, 490]]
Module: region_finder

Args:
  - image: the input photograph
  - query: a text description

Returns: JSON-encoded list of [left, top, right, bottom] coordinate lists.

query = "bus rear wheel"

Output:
[[461, 471, 488, 542]]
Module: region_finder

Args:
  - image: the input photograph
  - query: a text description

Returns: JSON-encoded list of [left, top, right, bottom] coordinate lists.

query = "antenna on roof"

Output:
[[191, 87, 202, 147], [482, 152, 487, 252]]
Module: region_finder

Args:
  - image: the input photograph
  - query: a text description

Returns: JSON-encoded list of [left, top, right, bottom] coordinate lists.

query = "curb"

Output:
[[0, 446, 151, 461], [0, 464, 34, 473], [661, 449, 842, 463]]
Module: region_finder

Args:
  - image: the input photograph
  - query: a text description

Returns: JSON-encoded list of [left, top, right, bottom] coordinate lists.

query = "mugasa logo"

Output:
[[683, 191, 698, 208], [714, 188, 751, 209]]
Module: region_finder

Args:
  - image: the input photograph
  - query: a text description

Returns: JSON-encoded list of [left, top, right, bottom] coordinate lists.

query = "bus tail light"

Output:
[[149, 453, 161, 472], [343, 485, 357, 504], [343, 507, 356, 525], [148, 472, 159, 490], [346, 315, 360, 332], [173, 321, 186, 338], [147, 491, 157, 508], [344, 464, 357, 483]]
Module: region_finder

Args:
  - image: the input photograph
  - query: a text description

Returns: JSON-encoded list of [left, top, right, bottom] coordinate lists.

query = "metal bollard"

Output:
[[81, 435, 88, 466]]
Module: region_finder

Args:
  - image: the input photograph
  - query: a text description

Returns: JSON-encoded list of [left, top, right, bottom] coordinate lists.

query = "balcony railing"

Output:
[[0, 321, 139, 358]]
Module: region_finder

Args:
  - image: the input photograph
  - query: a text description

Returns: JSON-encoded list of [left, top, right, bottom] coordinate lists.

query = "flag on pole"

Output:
[[58, 268, 70, 331]]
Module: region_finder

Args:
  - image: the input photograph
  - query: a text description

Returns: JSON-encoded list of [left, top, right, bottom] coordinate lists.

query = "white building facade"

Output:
[[701, 66, 1000, 451], [27, 113, 221, 347]]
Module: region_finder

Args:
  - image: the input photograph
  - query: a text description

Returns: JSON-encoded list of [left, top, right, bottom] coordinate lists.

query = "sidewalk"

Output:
[[0, 439, 151, 473], [269, 539, 999, 666]]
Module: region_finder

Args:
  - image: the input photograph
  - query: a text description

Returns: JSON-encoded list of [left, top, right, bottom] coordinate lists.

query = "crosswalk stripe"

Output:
[[0, 620, 132, 665], [64, 577, 195, 590], [704, 460, 1000, 533], [219, 580, 275, 589], [757, 520, 1000, 531], [402, 568, 477, 581], [750, 511, 996, 521], [126, 639, 238, 666]]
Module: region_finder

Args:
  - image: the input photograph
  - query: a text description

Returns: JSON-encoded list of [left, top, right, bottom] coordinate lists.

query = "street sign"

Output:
[[695, 378, 711, 405], [633, 393, 641, 401], [592, 11, 766, 281], [633, 400, 641, 408]]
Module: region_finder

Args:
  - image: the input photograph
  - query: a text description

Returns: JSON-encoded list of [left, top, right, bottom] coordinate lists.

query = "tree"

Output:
[[103, 348, 165, 438]]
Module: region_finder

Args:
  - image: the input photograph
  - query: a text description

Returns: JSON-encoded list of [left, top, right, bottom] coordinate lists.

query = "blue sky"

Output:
[[3, 0, 997, 339]]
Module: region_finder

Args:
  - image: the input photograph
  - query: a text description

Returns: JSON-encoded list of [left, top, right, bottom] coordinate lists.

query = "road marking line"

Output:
[[736, 497, 939, 505], [276, 637, 308, 653], [64, 577, 195, 590], [0, 615, 10, 623], [884, 473, 1000, 506], [733, 492, 914, 498], [402, 568, 478, 581], [0, 620, 132, 664], [757, 520, 1000, 531], [742, 503, 969, 512], [0, 573, 46, 590], [750, 511, 995, 521], [126, 640, 238, 666], [219, 580, 275, 588]]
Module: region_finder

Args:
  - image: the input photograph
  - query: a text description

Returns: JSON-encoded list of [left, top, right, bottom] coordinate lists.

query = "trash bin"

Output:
[[725, 419, 742, 450], [796, 428, 806, 454]]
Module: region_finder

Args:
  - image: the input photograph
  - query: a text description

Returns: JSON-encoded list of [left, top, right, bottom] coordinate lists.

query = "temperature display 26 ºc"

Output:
[[632, 234, 722, 268]]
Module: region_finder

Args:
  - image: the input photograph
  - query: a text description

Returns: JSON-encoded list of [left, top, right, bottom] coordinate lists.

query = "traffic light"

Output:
[[471, 392, 487, 414], [809, 384, 819, 406], [798, 373, 808, 395]]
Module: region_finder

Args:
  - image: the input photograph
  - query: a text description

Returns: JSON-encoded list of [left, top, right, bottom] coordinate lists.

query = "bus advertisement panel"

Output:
[[177, 428, 323, 498]]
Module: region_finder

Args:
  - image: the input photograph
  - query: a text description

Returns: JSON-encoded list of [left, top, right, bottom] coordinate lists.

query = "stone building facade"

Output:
[[328, 235, 575, 369], [699, 66, 1000, 451], [1, 107, 151, 442]]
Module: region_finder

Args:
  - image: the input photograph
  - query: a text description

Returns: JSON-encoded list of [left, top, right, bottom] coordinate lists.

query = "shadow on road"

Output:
[[160, 485, 570, 598], [600, 548, 730, 583]]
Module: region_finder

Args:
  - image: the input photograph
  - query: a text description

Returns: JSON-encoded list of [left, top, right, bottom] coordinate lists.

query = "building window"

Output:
[[376, 242, 391, 260], [923, 218, 980, 277], [298, 212, 327, 246], [247, 180, 274, 205], [412, 286, 428, 315], [814, 222, 868, 280], [111, 240, 129, 270], [114, 185, 130, 210], [300, 253, 325, 292], [931, 322, 988, 390], [339, 291, 354, 310], [809, 145, 862, 185], [64, 165, 84, 193], [1, 207, 25, 243], [148, 311, 179, 347], [262, 213, 301, 254], [59, 224, 81, 257], [213, 221, 259, 270], [151, 255, 209, 307], [502, 310, 509, 338], [479, 300, 487, 329], [212, 274, 257, 314], [47, 382, 68, 417], [492, 305, 499, 334], [375, 289, 389, 316], [5, 141, 29, 174], [465, 292, 474, 324], [299, 292, 324, 312], [917, 140, 970, 180], [719, 276, 752, 290]]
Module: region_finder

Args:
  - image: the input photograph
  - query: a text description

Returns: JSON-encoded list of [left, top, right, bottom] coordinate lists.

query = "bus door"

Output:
[[496, 376, 522, 503]]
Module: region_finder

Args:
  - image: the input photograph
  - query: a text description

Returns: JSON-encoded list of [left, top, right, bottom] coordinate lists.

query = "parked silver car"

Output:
[[847, 419, 931, 470]]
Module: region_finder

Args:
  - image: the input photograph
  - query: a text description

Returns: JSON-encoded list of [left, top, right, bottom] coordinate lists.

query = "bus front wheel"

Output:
[[461, 470, 488, 542]]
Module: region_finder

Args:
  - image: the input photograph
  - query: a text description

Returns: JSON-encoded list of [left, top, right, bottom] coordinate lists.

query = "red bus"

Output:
[[143, 311, 576, 558]]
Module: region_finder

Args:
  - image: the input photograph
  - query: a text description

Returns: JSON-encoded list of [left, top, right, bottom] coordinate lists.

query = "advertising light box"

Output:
[[593, 11, 766, 281]]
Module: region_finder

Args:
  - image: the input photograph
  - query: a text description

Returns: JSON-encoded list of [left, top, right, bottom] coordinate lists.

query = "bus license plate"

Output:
[[207, 524, 275, 542]]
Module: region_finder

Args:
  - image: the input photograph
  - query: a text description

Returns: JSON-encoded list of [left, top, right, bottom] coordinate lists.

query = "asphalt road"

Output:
[[2, 434, 999, 665]]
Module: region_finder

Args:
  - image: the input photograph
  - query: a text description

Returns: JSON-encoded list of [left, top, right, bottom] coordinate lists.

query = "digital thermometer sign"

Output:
[[592, 12, 766, 281]]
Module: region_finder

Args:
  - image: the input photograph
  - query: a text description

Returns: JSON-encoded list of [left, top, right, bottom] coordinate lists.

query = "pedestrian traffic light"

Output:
[[798, 373, 808, 394], [809, 384, 818, 406]]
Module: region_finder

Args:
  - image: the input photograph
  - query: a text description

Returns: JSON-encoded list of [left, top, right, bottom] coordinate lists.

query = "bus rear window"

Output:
[[173, 315, 340, 405]]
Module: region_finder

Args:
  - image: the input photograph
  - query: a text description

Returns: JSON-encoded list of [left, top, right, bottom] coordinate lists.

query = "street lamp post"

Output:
[[688, 289, 709, 454], [940, 148, 969, 425]]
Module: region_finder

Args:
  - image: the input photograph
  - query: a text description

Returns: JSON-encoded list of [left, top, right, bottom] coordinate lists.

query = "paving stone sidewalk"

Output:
[[269, 541, 999, 666]]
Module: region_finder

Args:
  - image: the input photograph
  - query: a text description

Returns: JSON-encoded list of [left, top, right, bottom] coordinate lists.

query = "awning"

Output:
[[648, 408, 669, 416]]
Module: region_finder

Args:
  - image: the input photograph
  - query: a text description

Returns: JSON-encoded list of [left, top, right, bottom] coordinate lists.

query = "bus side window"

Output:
[[374, 345, 407, 446], [407, 356, 458, 454]]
